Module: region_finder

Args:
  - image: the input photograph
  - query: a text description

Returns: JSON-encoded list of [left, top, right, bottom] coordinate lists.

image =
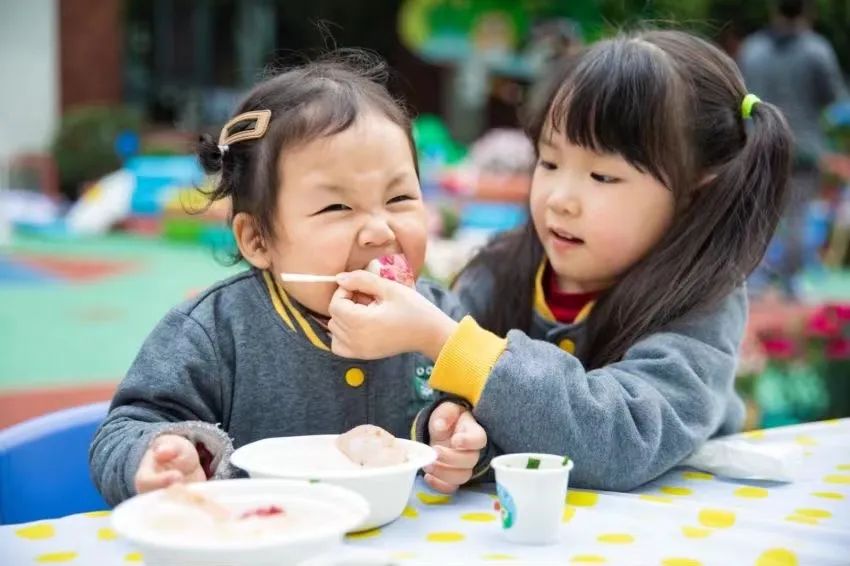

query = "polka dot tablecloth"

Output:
[[2, 419, 849, 565]]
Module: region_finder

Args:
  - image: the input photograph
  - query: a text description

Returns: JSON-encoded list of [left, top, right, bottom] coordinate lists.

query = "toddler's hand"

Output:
[[134, 434, 206, 494], [424, 402, 487, 494]]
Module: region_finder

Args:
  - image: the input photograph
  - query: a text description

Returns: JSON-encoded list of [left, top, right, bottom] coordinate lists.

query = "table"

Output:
[[2, 419, 849, 565]]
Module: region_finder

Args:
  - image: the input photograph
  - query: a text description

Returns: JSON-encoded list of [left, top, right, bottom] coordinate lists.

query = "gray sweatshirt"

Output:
[[415, 264, 746, 491], [89, 269, 463, 506]]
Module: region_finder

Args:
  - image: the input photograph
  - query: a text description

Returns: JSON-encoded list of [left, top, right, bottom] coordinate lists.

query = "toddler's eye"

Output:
[[315, 204, 352, 215], [387, 195, 415, 205], [537, 160, 557, 171]]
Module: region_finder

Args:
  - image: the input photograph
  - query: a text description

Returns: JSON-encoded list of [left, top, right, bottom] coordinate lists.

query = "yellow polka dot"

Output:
[[562, 505, 577, 522], [743, 430, 765, 440], [824, 418, 840, 424], [35, 552, 78, 563], [812, 491, 844, 500], [124, 553, 143, 563], [597, 533, 634, 544], [97, 527, 118, 541], [426, 531, 465, 543], [567, 490, 598, 507], [786, 515, 819, 525], [347, 528, 381, 539], [755, 548, 798, 566], [824, 474, 850, 484], [571, 556, 607, 564], [734, 486, 769, 499], [344, 367, 365, 387], [682, 471, 714, 481], [681, 525, 712, 539], [461, 512, 497, 522], [402, 505, 419, 518], [698, 508, 736, 529], [390, 552, 417, 561], [794, 508, 831, 519], [15, 523, 55, 540], [804, 451, 814, 457], [660, 486, 693, 496], [482, 554, 517, 561], [559, 338, 576, 353], [837, 464, 850, 471], [640, 495, 674, 504], [662, 559, 702, 566], [795, 435, 816, 447], [417, 492, 452, 505], [82, 510, 110, 518]]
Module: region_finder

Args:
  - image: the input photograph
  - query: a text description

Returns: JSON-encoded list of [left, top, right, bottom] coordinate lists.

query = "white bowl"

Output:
[[231, 435, 437, 531], [111, 479, 369, 566]]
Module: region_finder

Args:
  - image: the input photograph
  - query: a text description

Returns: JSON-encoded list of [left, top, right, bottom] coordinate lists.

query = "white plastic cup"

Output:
[[491, 453, 574, 545]]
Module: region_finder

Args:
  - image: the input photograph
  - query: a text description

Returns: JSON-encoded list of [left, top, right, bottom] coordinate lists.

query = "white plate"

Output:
[[112, 479, 369, 566], [231, 435, 436, 530]]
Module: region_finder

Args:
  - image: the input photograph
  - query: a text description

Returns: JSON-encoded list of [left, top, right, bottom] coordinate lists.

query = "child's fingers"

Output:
[[433, 445, 480, 469], [135, 468, 183, 494], [424, 473, 459, 495], [428, 402, 465, 444], [424, 460, 473, 487], [153, 443, 179, 464], [451, 412, 487, 451], [168, 445, 202, 475], [336, 270, 387, 297]]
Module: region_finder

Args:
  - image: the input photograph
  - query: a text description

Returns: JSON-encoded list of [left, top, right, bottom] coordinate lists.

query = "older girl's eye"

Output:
[[314, 204, 352, 215], [590, 172, 621, 184], [537, 159, 557, 171]]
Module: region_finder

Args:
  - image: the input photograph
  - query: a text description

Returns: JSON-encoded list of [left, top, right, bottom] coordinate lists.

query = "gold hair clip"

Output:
[[218, 109, 272, 146]]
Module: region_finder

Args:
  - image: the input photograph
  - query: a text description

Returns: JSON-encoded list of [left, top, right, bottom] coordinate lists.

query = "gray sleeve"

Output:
[[453, 265, 495, 321], [88, 310, 235, 506], [474, 289, 747, 492], [417, 278, 468, 322]]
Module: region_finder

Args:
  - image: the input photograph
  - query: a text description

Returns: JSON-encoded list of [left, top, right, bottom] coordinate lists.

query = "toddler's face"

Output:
[[266, 113, 426, 316]]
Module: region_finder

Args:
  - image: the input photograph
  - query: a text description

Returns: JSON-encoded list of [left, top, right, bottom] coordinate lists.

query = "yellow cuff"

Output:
[[429, 316, 507, 406]]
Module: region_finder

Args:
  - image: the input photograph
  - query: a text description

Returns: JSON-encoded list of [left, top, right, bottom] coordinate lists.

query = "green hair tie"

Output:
[[741, 93, 761, 119]]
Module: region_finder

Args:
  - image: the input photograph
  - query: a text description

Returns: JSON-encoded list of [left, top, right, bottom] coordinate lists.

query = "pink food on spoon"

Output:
[[366, 254, 415, 287]]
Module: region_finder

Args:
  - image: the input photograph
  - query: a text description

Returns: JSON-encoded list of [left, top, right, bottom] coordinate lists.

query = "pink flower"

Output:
[[825, 338, 850, 360], [807, 308, 841, 338], [761, 337, 797, 360], [830, 304, 850, 322]]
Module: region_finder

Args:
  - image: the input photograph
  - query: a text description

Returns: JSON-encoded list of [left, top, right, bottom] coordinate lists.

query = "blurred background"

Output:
[[1, 0, 848, 431]]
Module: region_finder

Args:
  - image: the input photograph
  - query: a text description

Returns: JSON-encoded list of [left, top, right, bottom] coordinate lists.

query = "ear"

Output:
[[232, 213, 272, 270]]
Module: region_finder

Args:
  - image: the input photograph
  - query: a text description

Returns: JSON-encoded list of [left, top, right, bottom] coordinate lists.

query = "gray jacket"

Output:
[[417, 265, 746, 491], [89, 270, 463, 506]]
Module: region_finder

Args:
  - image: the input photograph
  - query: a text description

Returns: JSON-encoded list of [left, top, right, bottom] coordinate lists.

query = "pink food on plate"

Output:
[[366, 254, 415, 287]]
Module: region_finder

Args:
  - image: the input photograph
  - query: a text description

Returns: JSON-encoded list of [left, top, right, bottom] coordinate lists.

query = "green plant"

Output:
[[51, 105, 142, 199]]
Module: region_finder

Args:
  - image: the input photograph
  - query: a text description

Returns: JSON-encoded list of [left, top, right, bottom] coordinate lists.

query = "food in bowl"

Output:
[[230, 427, 437, 530], [336, 424, 408, 467], [111, 479, 369, 566]]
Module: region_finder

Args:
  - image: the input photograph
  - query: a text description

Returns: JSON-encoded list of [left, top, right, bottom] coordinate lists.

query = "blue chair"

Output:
[[0, 402, 110, 524]]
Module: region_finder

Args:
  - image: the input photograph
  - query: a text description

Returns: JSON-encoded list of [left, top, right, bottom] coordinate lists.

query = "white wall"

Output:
[[0, 0, 58, 188]]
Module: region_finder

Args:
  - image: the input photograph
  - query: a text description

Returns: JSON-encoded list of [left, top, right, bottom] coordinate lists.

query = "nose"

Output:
[[357, 213, 396, 248], [547, 182, 582, 217]]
